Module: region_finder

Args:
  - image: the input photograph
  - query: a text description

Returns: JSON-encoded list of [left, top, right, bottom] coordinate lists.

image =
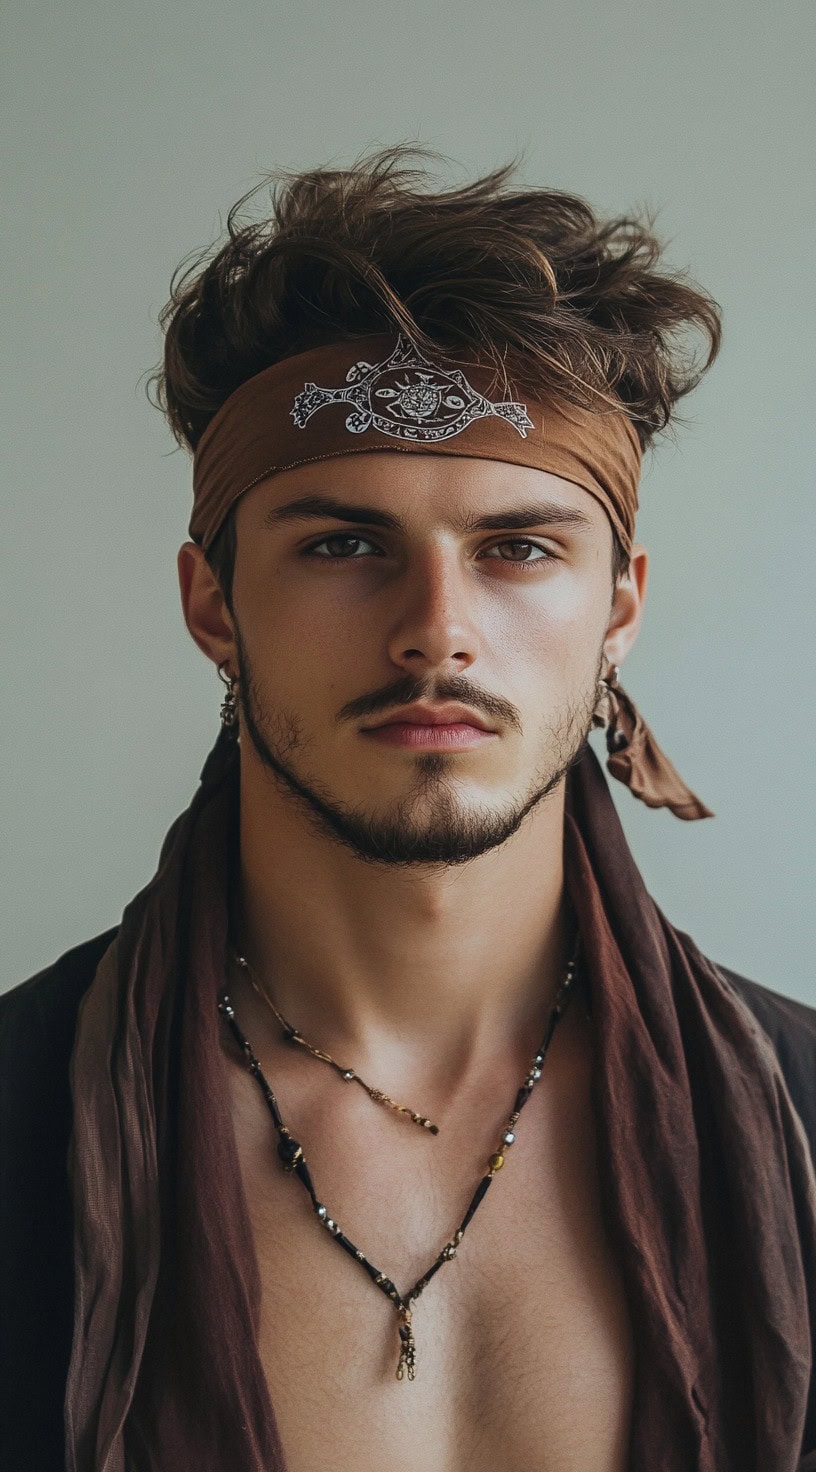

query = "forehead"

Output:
[[235, 451, 611, 541]]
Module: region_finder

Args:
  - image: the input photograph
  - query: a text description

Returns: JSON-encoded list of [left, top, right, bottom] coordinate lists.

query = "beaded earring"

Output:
[[217, 661, 239, 733]]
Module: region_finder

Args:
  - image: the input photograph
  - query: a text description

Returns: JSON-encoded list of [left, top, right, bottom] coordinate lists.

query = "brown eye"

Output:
[[304, 534, 381, 559], [482, 540, 554, 568]]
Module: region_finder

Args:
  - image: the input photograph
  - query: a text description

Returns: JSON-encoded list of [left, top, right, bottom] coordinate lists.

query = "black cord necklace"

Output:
[[217, 933, 581, 1382]]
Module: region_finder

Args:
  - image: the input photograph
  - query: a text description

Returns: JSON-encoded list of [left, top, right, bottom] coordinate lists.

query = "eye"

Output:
[[303, 533, 382, 559], [480, 540, 557, 570]]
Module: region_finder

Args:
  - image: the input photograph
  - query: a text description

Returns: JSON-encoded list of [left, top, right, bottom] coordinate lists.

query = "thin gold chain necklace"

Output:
[[217, 931, 582, 1382], [231, 946, 441, 1134]]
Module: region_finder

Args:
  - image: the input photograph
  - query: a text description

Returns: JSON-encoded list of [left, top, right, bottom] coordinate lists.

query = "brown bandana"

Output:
[[189, 332, 712, 822], [190, 332, 642, 556]]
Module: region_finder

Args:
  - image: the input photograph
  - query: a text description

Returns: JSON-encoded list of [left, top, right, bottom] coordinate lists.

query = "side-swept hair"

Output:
[[151, 144, 722, 610]]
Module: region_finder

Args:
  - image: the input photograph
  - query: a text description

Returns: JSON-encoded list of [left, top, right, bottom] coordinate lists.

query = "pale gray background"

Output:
[[3, 0, 814, 1000]]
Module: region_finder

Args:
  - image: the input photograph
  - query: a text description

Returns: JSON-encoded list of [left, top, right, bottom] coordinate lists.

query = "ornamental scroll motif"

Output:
[[291, 334, 534, 442]]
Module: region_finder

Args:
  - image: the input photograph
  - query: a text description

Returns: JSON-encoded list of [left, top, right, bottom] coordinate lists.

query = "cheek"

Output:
[[502, 578, 609, 678], [238, 602, 369, 720], [238, 560, 360, 662]]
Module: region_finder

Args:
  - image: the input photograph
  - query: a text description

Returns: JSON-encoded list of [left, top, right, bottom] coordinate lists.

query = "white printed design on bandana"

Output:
[[291, 335, 534, 442]]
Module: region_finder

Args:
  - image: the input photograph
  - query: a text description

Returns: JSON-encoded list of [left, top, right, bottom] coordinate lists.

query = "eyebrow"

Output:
[[261, 493, 595, 535]]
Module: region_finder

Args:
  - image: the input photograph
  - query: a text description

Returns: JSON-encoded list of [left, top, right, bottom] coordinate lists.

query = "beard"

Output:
[[233, 626, 604, 870]]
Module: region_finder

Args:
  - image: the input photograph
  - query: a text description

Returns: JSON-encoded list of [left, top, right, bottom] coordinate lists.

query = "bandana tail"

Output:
[[604, 681, 715, 821]]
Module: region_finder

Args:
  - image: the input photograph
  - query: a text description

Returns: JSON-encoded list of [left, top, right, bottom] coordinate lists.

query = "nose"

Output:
[[384, 544, 482, 678]]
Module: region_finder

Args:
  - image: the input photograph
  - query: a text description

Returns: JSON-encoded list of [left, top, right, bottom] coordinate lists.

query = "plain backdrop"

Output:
[[2, 0, 814, 1001]]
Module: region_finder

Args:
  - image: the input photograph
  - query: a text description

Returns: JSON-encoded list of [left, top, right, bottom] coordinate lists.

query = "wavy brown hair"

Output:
[[151, 144, 722, 609]]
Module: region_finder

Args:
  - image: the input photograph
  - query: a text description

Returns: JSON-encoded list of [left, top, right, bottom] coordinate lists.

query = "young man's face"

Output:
[[182, 451, 646, 866]]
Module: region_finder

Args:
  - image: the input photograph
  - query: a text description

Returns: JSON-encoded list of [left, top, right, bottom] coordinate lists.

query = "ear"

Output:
[[602, 543, 648, 668], [177, 541, 238, 673]]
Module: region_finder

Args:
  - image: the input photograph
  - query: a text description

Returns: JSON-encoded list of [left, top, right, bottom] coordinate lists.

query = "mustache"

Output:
[[337, 676, 522, 735]]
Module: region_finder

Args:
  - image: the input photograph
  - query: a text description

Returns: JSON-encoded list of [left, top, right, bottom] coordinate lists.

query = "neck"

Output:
[[232, 763, 575, 1098]]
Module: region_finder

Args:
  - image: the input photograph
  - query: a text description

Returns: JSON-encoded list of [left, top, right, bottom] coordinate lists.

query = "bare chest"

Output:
[[223, 1012, 635, 1472]]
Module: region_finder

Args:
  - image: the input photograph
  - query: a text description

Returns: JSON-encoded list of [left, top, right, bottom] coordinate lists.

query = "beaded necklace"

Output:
[[217, 932, 581, 1381]]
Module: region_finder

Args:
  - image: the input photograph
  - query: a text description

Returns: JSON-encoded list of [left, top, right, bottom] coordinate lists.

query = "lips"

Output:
[[364, 704, 494, 732], [362, 721, 496, 749]]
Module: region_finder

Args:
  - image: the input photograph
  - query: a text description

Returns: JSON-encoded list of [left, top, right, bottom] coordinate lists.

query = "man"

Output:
[[3, 146, 816, 1472]]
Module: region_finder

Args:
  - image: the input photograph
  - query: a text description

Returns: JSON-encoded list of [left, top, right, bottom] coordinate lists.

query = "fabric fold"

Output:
[[600, 678, 715, 821]]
